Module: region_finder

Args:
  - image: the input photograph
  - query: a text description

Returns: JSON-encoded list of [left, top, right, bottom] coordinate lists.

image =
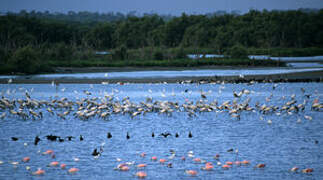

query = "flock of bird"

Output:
[[10, 131, 193, 146], [0, 80, 322, 178], [0, 83, 321, 123], [0, 144, 315, 178]]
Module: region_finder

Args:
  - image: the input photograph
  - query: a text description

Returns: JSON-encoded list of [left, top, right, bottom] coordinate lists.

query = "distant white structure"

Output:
[[187, 54, 225, 59], [95, 51, 111, 55]]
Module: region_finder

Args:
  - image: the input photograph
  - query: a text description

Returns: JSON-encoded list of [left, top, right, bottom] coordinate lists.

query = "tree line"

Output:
[[1, 9, 323, 51], [0, 9, 322, 74]]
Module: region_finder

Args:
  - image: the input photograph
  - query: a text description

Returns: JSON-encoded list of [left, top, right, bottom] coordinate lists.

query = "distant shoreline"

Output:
[[1, 69, 322, 84], [54, 66, 293, 73]]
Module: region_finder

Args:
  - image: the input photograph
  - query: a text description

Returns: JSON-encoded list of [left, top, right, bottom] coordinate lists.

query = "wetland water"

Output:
[[0, 82, 322, 179], [0, 68, 322, 81]]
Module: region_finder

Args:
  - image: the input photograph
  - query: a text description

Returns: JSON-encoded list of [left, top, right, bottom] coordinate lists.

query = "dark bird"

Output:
[[11, 137, 18, 141], [167, 163, 173, 168], [107, 132, 112, 139], [152, 132, 155, 138], [188, 131, 192, 138], [80, 135, 84, 141], [39, 112, 43, 118], [58, 137, 64, 142], [34, 136, 40, 145], [25, 92, 31, 99], [126, 132, 130, 140], [66, 136, 74, 141], [227, 148, 234, 152], [46, 135, 58, 141], [160, 132, 172, 138], [233, 92, 240, 98], [92, 148, 100, 156], [175, 133, 179, 138]]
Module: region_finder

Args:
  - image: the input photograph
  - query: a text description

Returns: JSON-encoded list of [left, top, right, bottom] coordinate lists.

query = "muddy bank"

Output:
[[1, 70, 322, 84]]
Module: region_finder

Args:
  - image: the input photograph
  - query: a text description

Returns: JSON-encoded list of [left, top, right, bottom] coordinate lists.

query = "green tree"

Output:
[[226, 44, 248, 58], [10, 46, 41, 74]]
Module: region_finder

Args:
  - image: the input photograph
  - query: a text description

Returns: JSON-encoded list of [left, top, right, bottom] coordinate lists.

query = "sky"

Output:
[[1, 0, 322, 15]]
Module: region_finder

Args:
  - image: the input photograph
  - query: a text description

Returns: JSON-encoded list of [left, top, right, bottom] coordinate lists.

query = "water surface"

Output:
[[1, 68, 322, 81], [0, 82, 322, 179]]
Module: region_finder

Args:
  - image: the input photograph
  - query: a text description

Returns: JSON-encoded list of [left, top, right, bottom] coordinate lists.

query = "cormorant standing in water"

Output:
[[152, 132, 155, 138], [188, 131, 192, 138], [58, 137, 64, 142], [11, 137, 18, 141], [66, 136, 74, 141], [175, 133, 179, 138], [80, 135, 84, 141], [34, 136, 40, 145], [126, 132, 130, 140], [107, 132, 112, 139], [160, 132, 171, 138], [92, 148, 100, 156]]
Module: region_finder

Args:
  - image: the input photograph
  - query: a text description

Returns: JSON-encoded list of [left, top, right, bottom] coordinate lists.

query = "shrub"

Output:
[[113, 45, 128, 60], [10, 46, 41, 74], [174, 47, 186, 59], [226, 44, 248, 58], [0, 48, 11, 64], [153, 50, 164, 60], [54, 43, 74, 60]]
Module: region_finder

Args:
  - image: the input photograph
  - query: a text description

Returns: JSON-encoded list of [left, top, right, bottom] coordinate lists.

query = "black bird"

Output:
[[46, 135, 58, 141], [80, 135, 84, 141], [11, 137, 18, 141], [34, 136, 40, 145], [188, 131, 192, 138], [152, 132, 155, 138], [160, 132, 172, 138], [92, 148, 101, 156], [107, 132, 112, 139], [126, 132, 130, 140], [175, 133, 179, 138], [66, 136, 74, 141], [227, 148, 234, 152], [167, 163, 173, 168], [58, 137, 64, 142]]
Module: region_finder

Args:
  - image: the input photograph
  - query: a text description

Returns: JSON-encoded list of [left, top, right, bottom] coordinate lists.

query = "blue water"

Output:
[[1, 68, 322, 80], [0, 83, 322, 179], [288, 63, 323, 68]]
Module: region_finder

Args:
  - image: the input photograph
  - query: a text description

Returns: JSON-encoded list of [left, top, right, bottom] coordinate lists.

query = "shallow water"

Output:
[[287, 62, 323, 68], [1, 68, 322, 80], [0, 82, 322, 179]]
